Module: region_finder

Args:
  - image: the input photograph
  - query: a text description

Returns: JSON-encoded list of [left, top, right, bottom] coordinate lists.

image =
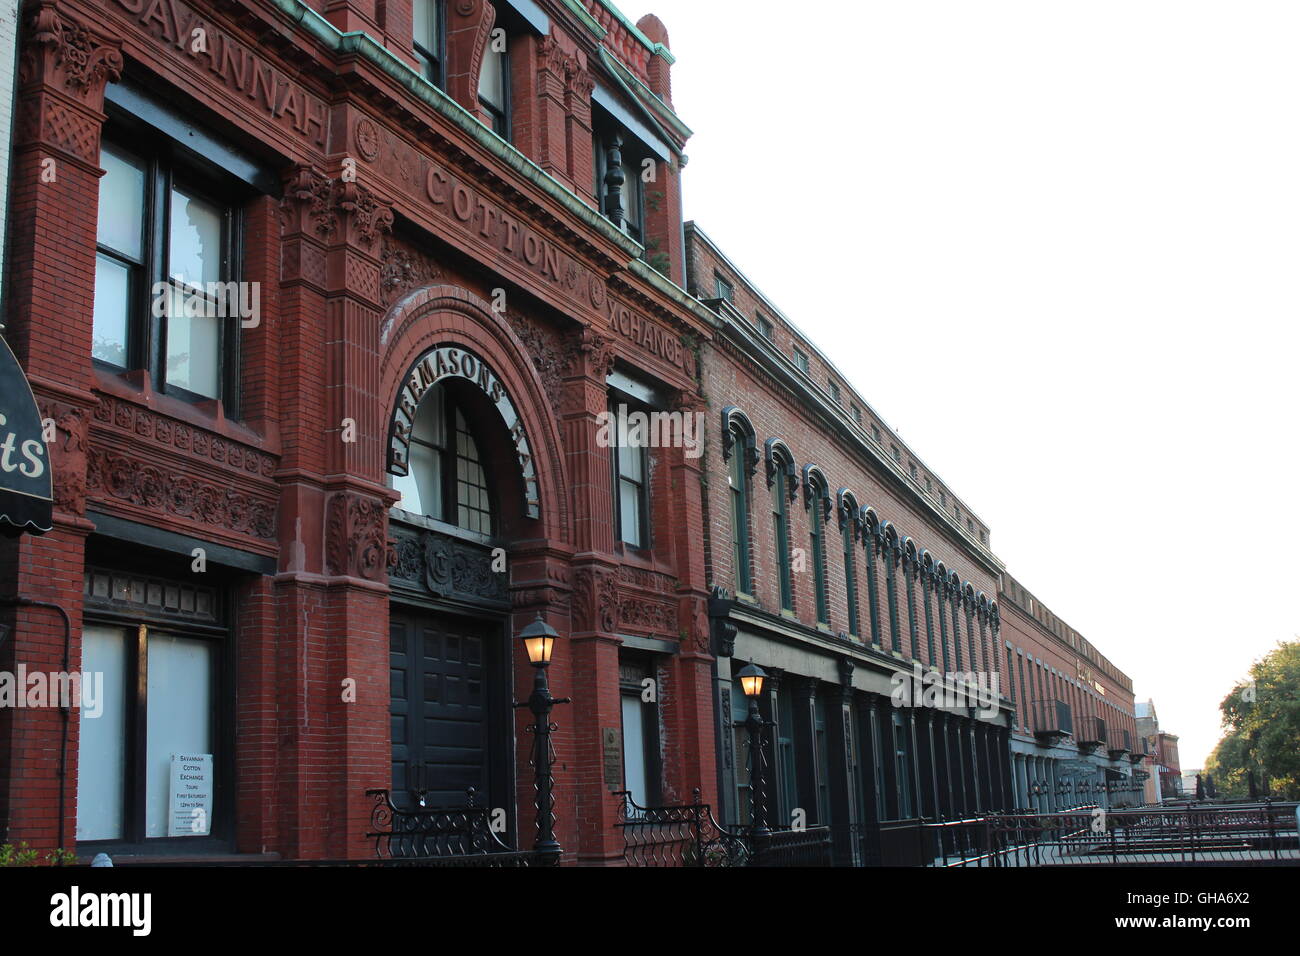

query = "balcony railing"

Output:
[[1031, 699, 1073, 741], [1108, 728, 1132, 759], [1077, 716, 1107, 750]]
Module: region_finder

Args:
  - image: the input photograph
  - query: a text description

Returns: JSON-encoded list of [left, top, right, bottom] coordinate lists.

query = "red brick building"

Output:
[[688, 224, 1015, 864], [999, 575, 1142, 811], [0, 0, 722, 863], [0, 0, 1157, 868]]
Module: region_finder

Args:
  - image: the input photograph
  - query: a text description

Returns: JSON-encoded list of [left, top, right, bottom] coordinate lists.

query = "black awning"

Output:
[[0, 334, 52, 537]]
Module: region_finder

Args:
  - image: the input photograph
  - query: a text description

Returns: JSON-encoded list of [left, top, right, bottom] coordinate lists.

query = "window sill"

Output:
[[94, 365, 271, 452]]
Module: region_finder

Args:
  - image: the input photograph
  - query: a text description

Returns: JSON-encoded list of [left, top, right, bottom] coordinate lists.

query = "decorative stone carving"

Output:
[[281, 165, 337, 238], [85, 447, 275, 540], [379, 236, 442, 307], [37, 399, 87, 516], [335, 180, 394, 249], [325, 493, 389, 581], [617, 595, 676, 635], [508, 312, 566, 411], [92, 395, 276, 479], [537, 34, 567, 79], [388, 524, 509, 606], [565, 327, 616, 380], [280, 169, 393, 250], [354, 117, 381, 162], [20, 3, 123, 102], [573, 568, 618, 634]]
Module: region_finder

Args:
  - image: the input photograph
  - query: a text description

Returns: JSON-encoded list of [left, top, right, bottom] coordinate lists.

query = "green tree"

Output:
[[1205, 640, 1300, 800]]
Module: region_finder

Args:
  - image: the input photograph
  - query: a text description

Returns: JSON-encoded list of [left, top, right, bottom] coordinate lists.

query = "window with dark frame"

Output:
[[728, 428, 753, 594], [413, 0, 445, 88], [611, 396, 651, 550], [892, 710, 915, 819], [793, 347, 809, 374], [772, 464, 793, 611], [755, 313, 773, 339], [714, 273, 734, 302], [842, 514, 859, 637], [76, 568, 229, 849], [477, 18, 510, 139], [619, 655, 661, 809], [593, 125, 648, 246], [92, 133, 241, 408], [809, 478, 830, 626]]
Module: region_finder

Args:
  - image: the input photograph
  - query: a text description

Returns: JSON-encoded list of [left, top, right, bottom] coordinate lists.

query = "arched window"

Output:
[[774, 468, 797, 608], [839, 491, 860, 637], [392, 383, 495, 536], [728, 425, 753, 595], [766, 441, 795, 611], [804, 468, 830, 626]]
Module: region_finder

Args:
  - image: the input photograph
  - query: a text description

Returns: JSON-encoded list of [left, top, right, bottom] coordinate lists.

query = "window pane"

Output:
[[411, 385, 447, 447], [76, 625, 130, 842], [145, 634, 214, 838], [621, 695, 649, 809], [478, 45, 506, 111], [165, 292, 221, 398], [617, 442, 643, 482], [169, 187, 222, 290], [413, 0, 438, 51], [92, 253, 130, 367], [620, 162, 640, 231], [398, 438, 443, 519], [98, 144, 145, 259], [619, 479, 641, 546]]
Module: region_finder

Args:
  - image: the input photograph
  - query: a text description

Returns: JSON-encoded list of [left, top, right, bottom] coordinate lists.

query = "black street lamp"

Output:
[[515, 614, 570, 860], [735, 662, 774, 837]]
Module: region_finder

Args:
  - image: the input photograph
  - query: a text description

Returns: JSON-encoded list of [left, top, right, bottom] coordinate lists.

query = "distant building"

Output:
[[1136, 699, 1181, 803]]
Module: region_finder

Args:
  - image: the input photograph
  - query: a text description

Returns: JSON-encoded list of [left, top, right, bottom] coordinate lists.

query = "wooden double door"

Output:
[[389, 608, 511, 815]]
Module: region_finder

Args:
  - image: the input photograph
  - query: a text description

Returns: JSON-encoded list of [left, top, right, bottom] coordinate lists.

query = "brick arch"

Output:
[[379, 284, 570, 545]]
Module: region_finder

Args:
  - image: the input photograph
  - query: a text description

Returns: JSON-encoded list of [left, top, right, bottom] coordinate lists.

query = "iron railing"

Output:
[[364, 788, 559, 866], [936, 802, 1300, 867], [615, 790, 832, 867]]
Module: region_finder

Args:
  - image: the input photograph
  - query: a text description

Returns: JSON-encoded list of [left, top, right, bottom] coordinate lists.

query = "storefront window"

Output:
[[76, 568, 225, 849]]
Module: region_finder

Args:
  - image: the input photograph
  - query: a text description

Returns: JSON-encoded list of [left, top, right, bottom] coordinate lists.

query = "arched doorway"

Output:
[[382, 336, 553, 822]]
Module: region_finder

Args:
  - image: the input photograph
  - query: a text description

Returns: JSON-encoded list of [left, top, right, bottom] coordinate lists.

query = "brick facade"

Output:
[[0, 0, 715, 863], [0, 0, 1152, 866]]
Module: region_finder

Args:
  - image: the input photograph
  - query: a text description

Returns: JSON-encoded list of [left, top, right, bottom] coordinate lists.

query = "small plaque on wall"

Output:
[[602, 727, 623, 790]]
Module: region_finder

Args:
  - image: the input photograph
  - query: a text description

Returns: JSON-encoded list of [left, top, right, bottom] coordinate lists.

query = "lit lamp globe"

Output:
[[737, 662, 767, 699], [519, 614, 558, 667]]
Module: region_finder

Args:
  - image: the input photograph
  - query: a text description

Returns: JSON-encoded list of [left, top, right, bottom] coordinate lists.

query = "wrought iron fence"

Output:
[[615, 790, 751, 866], [364, 788, 559, 866], [937, 802, 1300, 867], [615, 790, 832, 867]]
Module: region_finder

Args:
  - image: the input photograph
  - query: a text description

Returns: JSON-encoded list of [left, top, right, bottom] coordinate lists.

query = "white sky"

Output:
[[638, 0, 1300, 768]]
